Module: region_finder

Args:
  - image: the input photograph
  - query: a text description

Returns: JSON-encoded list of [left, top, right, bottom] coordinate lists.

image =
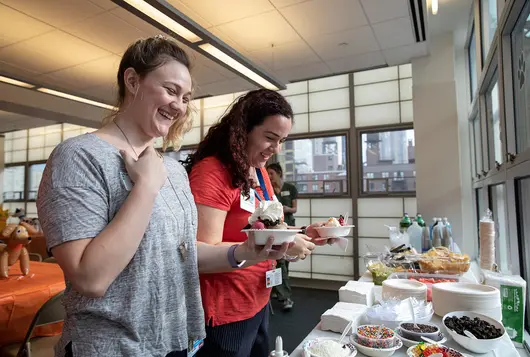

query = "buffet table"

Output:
[[291, 269, 524, 357]]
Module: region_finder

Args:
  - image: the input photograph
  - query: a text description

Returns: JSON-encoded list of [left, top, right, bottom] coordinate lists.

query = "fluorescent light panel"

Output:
[[431, 0, 438, 15], [0, 75, 34, 88], [124, 0, 201, 43], [37, 88, 117, 110], [199, 43, 279, 91]]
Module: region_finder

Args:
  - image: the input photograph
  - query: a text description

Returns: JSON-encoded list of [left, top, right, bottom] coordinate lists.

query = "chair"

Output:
[[0, 291, 65, 357], [42, 257, 56, 264], [28, 254, 42, 262]]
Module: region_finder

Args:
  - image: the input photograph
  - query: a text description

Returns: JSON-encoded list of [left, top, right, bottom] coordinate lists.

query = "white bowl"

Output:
[[442, 311, 505, 354], [349, 334, 402, 357], [303, 337, 357, 357], [241, 229, 297, 245], [314, 225, 354, 238]]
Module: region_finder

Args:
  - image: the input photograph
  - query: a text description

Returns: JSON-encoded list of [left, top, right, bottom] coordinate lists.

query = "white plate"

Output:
[[241, 229, 297, 245], [349, 335, 402, 357], [303, 337, 357, 357], [315, 225, 354, 237], [432, 282, 499, 296]]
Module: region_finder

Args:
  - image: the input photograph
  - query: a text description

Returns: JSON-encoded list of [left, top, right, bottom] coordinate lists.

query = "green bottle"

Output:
[[416, 214, 426, 227], [399, 213, 412, 232]]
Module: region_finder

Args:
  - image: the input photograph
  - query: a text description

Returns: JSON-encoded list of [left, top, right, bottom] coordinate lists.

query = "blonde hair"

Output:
[[104, 35, 194, 151]]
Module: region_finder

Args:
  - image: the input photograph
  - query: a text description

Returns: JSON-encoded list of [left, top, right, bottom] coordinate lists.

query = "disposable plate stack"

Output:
[[382, 279, 428, 302]]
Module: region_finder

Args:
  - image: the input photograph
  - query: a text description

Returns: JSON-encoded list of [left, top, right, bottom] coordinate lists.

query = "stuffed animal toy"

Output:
[[0, 223, 34, 278]]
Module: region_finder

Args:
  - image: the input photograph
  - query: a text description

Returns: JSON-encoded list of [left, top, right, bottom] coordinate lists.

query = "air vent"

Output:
[[409, 0, 427, 42]]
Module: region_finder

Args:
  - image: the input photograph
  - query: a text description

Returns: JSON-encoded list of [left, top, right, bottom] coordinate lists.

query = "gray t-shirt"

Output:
[[37, 134, 205, 357]]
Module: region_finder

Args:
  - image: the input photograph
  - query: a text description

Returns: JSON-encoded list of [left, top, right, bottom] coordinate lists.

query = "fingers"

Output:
[[247, 231, 256, 252], [258, 237, 274, 259], [270, 242, 289, 259]]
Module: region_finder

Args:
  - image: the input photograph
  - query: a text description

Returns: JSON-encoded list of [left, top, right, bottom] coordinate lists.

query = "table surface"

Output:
[[0, 261, 65, 346], [290, 271, 524, 357]]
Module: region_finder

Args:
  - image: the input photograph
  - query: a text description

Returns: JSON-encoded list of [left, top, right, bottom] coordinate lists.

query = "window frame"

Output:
[[357, 123, 415, 198], [270, 130, 351, 199]]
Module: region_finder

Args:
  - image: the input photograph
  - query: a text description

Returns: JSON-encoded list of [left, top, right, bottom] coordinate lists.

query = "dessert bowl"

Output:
[[241, 229, 297, 245]]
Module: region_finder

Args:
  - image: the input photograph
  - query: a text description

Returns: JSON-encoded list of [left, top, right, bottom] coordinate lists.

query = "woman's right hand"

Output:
[[285, 234, 315, 261], [235, 232, 292, 262], [121, 146, 167, 194]]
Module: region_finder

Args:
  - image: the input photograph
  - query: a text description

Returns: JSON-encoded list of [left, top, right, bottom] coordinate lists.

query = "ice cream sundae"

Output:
[[248, 201, 287, 229], [323, 215, 346, 227]]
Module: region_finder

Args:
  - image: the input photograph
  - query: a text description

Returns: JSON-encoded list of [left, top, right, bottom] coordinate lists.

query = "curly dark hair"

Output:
[[266, 162, 283, 178], [183, 89, 293, 197]]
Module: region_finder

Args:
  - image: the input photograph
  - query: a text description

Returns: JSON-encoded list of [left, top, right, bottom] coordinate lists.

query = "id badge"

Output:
[[240, 188, 256, 213], [266, 268, 282, 288], [188, 339, 204, 357]]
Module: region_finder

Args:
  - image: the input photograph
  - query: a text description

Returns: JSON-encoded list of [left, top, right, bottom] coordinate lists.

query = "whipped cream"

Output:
[[248, 201, 283, 225], [325, 217, 341, 227]]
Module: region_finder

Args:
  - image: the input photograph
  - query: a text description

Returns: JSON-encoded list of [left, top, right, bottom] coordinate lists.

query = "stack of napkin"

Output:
[[338, 281, 374, 306], [321, 302, 368, 334]]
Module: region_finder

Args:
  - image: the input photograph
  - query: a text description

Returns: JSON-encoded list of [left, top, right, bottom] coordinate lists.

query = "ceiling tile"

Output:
[[0, 61, 40, 80], [197, 77, 257, 97], [165, 0, 214, 28], [273, 61, 331, 82], [191, 63, 230, 85], [247, 40, 321, 71], [214, 10, 301, 52], [279, 0, 368, 38], [0, 4, 54, 48], [360, 0, 410, 24], [64, 12, 148, 55], [269, 0, 311, 8], [306, 26, 380, 61], [110, 7, 163, 36], [325, 51, 386, 73], [0, 0, 106, 27], [0, 30, 112, 74], [382, 43, 428, 66], [87, 0, 118, 11], [372, 17, 415, 49], [192, 52, 239, 79], [176, 0, 273, 26], [37, 55, 120, 91]]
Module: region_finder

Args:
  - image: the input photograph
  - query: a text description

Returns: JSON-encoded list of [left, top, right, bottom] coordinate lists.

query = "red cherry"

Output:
[[252, 221, 266, 230]]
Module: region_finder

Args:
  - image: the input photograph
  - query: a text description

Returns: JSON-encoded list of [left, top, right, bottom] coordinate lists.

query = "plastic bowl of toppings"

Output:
[[398, 322, 440, 341], [442, 311, 505, 353], [350, 334, 402, 357], [407, 342, 465, 357], [356, 325, 396, 349], [367, 262, 395, 286], [303, 338, 357, 357], [241, 229, 297, 246]]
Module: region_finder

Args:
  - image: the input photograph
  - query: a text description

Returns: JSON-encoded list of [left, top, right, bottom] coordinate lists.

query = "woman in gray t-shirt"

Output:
[[37, 36, 292, 357]]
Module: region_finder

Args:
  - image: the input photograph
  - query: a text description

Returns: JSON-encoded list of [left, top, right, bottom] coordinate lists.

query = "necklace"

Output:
[[113, 119, 162, 160]]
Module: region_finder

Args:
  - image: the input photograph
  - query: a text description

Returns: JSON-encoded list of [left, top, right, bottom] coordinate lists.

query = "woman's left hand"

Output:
[[305, 222, 338, 246], [235, 232, 293, 262]]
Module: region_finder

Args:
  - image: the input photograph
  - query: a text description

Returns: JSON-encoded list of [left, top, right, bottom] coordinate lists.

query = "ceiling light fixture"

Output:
[[0, 75, 35, 89], [432, 0, 438, 15], [199, 44, 279, 91], [112, 0, 285, 91], [122, 0, 201, 43], [37, 88, 117, 110]]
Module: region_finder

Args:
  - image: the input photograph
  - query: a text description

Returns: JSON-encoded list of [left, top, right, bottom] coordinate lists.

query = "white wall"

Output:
[[411, 33, 470, 255]]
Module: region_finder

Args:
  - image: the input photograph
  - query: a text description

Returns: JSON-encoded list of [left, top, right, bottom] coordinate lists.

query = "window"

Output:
[[489, 184, 510, 273], [486, 74, 503, 164], [275, 134, 348, 195], [473, 116, 483, 175], [517, 176, 530, 329], [164, 148, 195, 163], [481, 0, 498, 59], [3, 166, 25, 201], [28, 163, 46, 200], [469, 25, 478, 99], [511, 4, 530, 153], [361, 128, 415, 193]]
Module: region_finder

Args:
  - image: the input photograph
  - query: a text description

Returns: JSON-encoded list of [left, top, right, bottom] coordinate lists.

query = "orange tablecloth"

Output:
[[0, 261, 65, 346]]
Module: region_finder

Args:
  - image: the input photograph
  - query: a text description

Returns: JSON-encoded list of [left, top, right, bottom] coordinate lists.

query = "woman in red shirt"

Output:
[[185, 89, 319, 357]]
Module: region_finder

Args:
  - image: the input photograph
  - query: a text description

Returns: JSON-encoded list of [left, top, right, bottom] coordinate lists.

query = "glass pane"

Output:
[[309, 109, 350, 131], [486, 77, 503, 163], [308, 74, 348, 92], [481, 0, 498, 59], [285, 94, 308, 114], [354, 67, 398, 85], [511, 4, 530, 153], [309, 88, 349, 112], [28, 163, 46, 200], [470, 122, 476, 177], [517, 177, 530, 330], [469, 26, 478, 99], [361, 129, 415, 193], [473, 118, 483, 174], [164, 149, 195, 163], [3, 166, 25, 201], [355, 103, 400, 127], [275, 135, 348, 195], [489, 184, 510, 273], [354, 81, 399, 106]]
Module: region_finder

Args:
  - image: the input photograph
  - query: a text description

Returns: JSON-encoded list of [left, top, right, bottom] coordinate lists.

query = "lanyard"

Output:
[[255, 169, 270, 202]]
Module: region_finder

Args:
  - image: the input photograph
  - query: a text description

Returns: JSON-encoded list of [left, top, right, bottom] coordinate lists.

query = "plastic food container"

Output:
[[418, 257, 470, 275], [356, 325, 396, 349], [398, 322, 440, 341]]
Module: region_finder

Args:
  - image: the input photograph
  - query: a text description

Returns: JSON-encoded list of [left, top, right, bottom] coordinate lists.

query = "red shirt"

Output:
[[189, 156, 276, 326]]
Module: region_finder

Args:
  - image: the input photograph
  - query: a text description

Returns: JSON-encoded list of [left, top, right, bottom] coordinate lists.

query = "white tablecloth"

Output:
[[290, 271, 524, 357]]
